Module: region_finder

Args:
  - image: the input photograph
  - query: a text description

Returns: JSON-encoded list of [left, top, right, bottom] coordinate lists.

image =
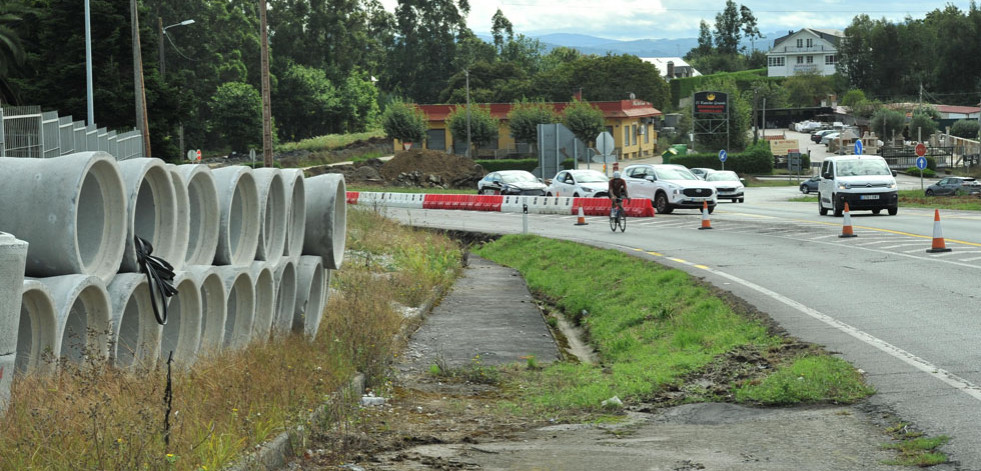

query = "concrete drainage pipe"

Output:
[[303, 174, 346, 269], [249, 261, 276, 341], [187, 265, 227, 356], [212, 166, 260, 266], [216, 266, 255, 350], [251, 168, 287, 261], [0, 233, 28, 407], [165, 164, 191, 272], [35, 274, 112, 366], [17, 280, 57, 376], [107, 273, 161, 369], [176, 165, 220, 267], [160, 271, 202, 365], [294, 255, 327, 341], [117, 158, 179, 273], [0, 152, 127, 283], [280, 169, 306, 259], [271, 258, 297, 337]]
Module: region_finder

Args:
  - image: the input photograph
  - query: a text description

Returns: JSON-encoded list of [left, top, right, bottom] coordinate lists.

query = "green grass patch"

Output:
[[789, 195, 818, 203], [276, 130, 385, 153], [899, 190, 981, 211], [734, 355, 875, 404], [745, 177, 804, 187], [881, 423, 950, 466], [475, 235, 873, 412]]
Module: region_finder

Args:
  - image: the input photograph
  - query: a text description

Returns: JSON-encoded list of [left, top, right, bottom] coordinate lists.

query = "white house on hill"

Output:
[[640, 57, 701, 81], [766, 28, 844, 77]]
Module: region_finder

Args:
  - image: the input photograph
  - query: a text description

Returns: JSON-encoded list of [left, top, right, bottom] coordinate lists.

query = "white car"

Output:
[[703, 170, 745, 203], [622, 164, 716, 214], [689, 167, 714, 180], [546, 169, 609, 197]]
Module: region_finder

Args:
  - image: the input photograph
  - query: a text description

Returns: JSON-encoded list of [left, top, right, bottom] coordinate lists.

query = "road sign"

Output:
[[187, 150, 196, 161], [915, 142, 927, 157], [916, 156, 928, 170], [718, 149, 727, 162], [596, 131, 615, 156], [854, 139, 863, 155]]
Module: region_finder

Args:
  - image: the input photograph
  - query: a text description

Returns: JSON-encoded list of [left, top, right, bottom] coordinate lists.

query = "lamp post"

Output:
[[159, 18, 194, 79]]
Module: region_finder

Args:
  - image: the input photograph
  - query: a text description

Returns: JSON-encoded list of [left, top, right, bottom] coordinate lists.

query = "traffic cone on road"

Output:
[[698, 201, 713, 230], [839, 202, 857, 238], [926, 209, 952, 253], [575, 205, 588, 226]]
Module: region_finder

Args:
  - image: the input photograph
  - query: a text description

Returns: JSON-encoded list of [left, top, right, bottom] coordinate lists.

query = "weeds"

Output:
[[881, 422, 950, 466]]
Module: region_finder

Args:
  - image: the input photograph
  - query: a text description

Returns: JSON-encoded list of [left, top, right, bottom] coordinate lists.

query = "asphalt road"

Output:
[[378, 186, 981, 469]]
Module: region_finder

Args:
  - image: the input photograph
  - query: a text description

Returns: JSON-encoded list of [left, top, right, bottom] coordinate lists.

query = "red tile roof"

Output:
[[417, 100, 662, 122]]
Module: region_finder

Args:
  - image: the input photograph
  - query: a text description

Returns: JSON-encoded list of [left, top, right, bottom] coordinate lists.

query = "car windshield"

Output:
[[501, 172, 537, 183], [706, 172, 739, 182], [837, 160, 891, 176], [654, 167, 697, 180], [573, 172, 608, 183]]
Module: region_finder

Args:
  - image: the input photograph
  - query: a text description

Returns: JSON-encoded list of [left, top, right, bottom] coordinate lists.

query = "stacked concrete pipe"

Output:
[[117, 158, 180, 273], [280, 169, 306, 259], [294, 256, 327, 341], [271, 258, 297, 337], [17, 280, 57, 375], [107, 273, 161, 368], [303, 174, 347, 269], [176, 165, 221, 267], [0, 233, 28, 408], [217, 266, 256, 350], [34, 274, 112, 365], [165, 164, 192, 272], [212, 166, 260, 266], [251, 168, 287, 261], [249, 261, 276, 341], [160, 270, 203, 364], [0, 152, 127, 283], [188, 265, 227, 356]]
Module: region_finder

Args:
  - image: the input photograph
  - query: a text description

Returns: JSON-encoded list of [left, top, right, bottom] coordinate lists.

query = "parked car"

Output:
[[477, 170, 546, 196], [546, 169, 609, 197], [688, 167, 714, 180], [622, 164, 716, 214], [703, 170, 745, 202], [811, 129, 836, 143], [820, 132, 841, 145], [925, 176, 981, 196], [799, 175, 821, 194]]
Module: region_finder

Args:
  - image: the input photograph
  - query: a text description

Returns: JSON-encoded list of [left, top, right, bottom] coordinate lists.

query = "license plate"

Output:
[[860, 195, 879, 200]]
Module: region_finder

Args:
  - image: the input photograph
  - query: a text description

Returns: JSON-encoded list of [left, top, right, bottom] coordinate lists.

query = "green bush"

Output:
[[671, 140, 774, 174], [906, 167, 936, 178]]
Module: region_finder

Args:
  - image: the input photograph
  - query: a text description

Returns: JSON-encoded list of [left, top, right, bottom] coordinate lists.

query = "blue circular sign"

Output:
[[718, 149, 727, 162], [854, 139, 863, 155], [916, 156, 928, 170]]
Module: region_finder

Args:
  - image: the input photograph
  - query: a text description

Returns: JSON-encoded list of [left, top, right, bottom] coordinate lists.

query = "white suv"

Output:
[[623, 164, 717, 214]]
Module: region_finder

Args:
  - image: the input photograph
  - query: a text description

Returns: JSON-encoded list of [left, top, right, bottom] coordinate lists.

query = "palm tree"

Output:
[[0, 0, 28, 103]]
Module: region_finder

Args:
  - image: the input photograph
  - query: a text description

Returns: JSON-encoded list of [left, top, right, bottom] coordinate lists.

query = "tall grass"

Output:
[[0, 207, 461, 471], [275, 131, 385, 153]]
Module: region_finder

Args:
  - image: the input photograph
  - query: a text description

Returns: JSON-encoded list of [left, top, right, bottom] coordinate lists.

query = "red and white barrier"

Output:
[[346, 192, 654, 218]]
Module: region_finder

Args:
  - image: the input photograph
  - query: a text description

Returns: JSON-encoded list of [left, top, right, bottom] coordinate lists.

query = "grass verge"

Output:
[[790, 190, 981, 210]]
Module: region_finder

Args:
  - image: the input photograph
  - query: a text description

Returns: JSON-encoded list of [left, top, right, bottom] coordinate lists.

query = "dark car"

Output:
[[477, 170, 547, 196], [925, 176, 981, 196], [799, 175, 821, 194]]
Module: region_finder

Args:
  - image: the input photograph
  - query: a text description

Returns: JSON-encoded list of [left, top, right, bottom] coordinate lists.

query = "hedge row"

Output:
[[668, 140, 776, 174], [476, 158, 575, 173]]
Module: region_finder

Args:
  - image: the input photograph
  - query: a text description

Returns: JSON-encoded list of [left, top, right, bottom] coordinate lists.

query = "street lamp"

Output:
[[159, 18, 194, 79]]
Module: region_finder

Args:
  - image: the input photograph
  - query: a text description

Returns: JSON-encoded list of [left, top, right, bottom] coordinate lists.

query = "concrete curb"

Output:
[[215, 266, 256, 350], [17, 279, 57, 375], [303, 174, 346, 269], [251, 168, 287, 262], [294, 256, 326, 341], [281, 169, 307, 259], [212, 167, 260, 266], [249, 261, 276, 341], [118, 158, 179, 273], [176, 164, 221, 267], [162, 270, 203, 364], [107, 272, 160, 369]]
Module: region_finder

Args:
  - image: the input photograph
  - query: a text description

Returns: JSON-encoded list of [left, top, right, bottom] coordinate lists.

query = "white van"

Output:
[[818, 155, 898, 216]]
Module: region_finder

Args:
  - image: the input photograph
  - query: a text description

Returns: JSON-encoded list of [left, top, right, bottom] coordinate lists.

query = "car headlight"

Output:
[[838, 182, 850, 190], [583, 187, 594, 192], [887, 183, 896, 189]]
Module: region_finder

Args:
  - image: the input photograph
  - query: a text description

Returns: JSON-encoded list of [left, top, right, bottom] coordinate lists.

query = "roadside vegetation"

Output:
[[792, 189, 981, 211]]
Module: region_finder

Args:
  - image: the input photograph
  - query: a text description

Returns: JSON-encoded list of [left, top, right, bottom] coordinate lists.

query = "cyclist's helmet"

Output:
[[613, 171, 621, 178]]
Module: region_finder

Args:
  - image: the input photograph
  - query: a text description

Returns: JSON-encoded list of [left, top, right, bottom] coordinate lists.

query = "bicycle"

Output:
[[609, 197, 627, 232]]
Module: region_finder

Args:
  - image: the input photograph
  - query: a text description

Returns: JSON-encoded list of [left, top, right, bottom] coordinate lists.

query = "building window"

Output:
[[624, 126, 629, 146], [768, 56, 785, 67], [796, 56, 804, 64], [825, 55, 837, 65], [796, 38, 803, 48], [644, 125, 650, 144], [806, 38, 813, 47], [632, 125, 637, 146], [806, 55, 813, 64]]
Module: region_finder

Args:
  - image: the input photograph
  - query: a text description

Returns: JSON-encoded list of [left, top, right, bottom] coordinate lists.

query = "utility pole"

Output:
[[260, 0, 273, 167], [131, 0, 151, 157], [85, 0, 94, 126], [465, 69, 472, 158]]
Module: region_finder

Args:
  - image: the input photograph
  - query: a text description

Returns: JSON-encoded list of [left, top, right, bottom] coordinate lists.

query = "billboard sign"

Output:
[[693, 91, 728, 115]]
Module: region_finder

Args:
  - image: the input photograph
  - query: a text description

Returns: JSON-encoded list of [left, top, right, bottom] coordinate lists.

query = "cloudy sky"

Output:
[[378, 0, 975, 41]]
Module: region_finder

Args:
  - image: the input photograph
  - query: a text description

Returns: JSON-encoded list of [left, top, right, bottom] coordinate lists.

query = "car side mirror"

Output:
[[822, 172, 831, 179], [644, 175, 655, 182], [892, 170, 897, 177]]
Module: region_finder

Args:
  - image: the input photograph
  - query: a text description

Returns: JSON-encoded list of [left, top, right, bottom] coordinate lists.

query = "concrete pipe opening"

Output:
[[280, 169, 306, 259], [295, 256, 327, 341], [187, 266, 226, 356], [177, 165, 220, 267], [252, 168, 287, 261], [18, 280, 57, 375], [108, 273, 161, 369], [165, 165, 191, 272], [160, 272, 202, 365], [118, 159, 179, 273], [212, 167, 260, 266], [303, 174, 347, 269], [37, 275, 112, 366], [0, 152, 127, 283], [250, 261, 276, 341], [272, 259, 297, 337], [217, 267, 255, 350]]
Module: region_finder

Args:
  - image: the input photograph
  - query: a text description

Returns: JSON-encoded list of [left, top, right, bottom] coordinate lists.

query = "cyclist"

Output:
[[608, 171, 628, 216]]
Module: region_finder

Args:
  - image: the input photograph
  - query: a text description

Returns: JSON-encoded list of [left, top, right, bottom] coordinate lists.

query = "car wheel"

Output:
[[654, 193, 672, 214], [833, 194, 843, 217], [707, 205, 715, 215], [872, 209, 881, 215], [888, 207, 898, 216], [545, 192, 552, 197], [738, 198, 744, 203], [925, 189, 934, 196], [818, 193, 828, 216], [573, 193, 580, 197], [800, 185, 809, 194]]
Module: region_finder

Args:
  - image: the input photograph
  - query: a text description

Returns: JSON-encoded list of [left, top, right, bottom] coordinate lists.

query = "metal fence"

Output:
[[0, 105, 143, 160]]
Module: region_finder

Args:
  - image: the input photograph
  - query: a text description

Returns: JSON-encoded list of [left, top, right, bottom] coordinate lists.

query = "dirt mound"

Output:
[[308, 149, 486, 189]]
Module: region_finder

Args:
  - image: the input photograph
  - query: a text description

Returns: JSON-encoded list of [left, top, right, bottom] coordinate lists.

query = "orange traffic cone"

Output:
[[839, 202, 857, 238], [926, 209, 952, 253], [698, 201, 713, 230], [575, 205, 588, 226]]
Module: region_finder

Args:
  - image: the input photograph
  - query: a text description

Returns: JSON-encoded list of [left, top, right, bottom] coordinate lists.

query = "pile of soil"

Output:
[[308, 149, 486, 189]]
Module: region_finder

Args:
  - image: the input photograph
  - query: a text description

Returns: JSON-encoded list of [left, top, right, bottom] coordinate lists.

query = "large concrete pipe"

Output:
[[18, 280, 57, 375], [211, 166, 260, 266], [294, 256, 327, 341], [186, 265, 227, 355], [0, 152, 127, 283], [271, 258, 297, 337], [165, 164, 191, 272], [251, 168, 287, 262], [280, 169, 306, 259], [249, 261, 276, 341], [303, 174, 346, 269], [107, 273, 161, 369], [117, 158, 179, 273], [216, 266, 255, 350], [160, 271, 202, 364], [35, 274, 112, 366], [1, 233, 28, 408], [176, 165, 220, 267]]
